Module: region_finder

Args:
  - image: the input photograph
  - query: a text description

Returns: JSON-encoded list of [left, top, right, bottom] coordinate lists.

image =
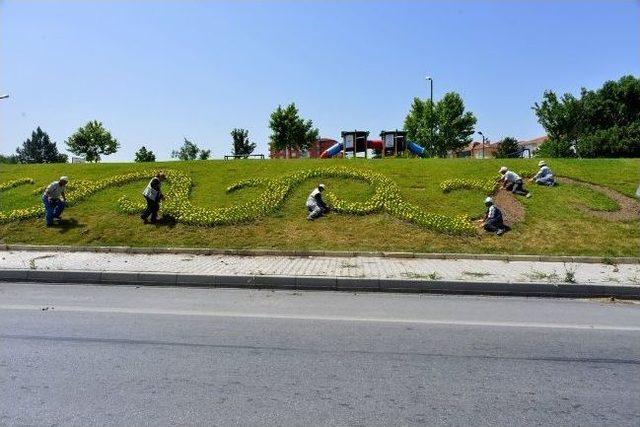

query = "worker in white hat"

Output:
[[531, 160, 555, 186], [482, 196, 505, 236], [498, 166, 531, 198], [42, 176, 69, 226], [306, 183, 329, 220]]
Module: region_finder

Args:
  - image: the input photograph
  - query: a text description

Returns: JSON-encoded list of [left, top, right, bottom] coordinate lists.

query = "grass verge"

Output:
[[0, 158, 638, 256]]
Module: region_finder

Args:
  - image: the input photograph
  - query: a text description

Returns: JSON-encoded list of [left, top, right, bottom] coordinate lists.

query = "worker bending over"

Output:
[[42, 176, 68, 226], [531, 160, 555, 186], [482, 197, 506, 236], [498, 166, 531, 197], [306, 183, 329, 220], [141, 172, 166, 224]]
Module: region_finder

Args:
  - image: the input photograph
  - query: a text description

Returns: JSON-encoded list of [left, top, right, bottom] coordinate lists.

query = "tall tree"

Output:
[[494, 137, 521, 158], [16, 127, 68, 163], [404, 92, 477, 157], [65, 121, 119, 162], [198, 149, 211, 160], [171, 137, 210, 160], [269, 103, 319, 158], [533, 75, 640, 157], [134, 146, 156, 162], [231, 128, 256, 157]]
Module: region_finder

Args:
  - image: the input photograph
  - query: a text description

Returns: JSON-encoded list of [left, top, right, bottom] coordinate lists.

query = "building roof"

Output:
[[519, 136, 549, 146]]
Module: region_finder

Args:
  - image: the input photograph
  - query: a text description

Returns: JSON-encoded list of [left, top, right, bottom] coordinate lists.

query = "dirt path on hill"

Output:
[[493, 189, 526, 226], [557, 177, 640, 221]]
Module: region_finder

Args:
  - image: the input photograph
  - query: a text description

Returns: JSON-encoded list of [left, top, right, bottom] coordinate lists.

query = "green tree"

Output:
[[404, 92, 477, 157], [536, 139, 576, 158], [269, 103, 319, 158], [533, 75, 640, 157], [16, 127, 68, 163], [231, 128, 256, 157], [0, 154, 19, 164], [65, 121, 119, 162], [171, 138, 210, 160], [134, 146, 156, 162], [494, 137, 521, 158], [198, 149, 211, 160]]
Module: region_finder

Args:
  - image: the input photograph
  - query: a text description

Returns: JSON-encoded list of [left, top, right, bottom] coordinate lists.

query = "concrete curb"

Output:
[[1, 244, 638, 264], [1, 269, 638, 298]]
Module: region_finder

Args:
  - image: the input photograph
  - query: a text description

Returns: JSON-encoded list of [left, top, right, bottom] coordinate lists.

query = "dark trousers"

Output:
[[484, 217, 505, 232], [505, 179, 529, 196], [141, 197, 160, 222], [42, 195, 65, 226]]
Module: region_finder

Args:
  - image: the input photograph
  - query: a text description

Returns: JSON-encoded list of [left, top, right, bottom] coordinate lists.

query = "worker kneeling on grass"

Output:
[[498, 166, 531, 198], [141, 172, 166, 224], [306, 183, 329, 220], [482, 197, 506, 236], [531, 160, 555, 186], [42, 176, 68, 227]]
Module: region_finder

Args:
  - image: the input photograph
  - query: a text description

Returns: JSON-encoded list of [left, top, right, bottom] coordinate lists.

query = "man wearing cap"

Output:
[[531, 160, 555, 186], [498, 166, 531, 197], [306, 183, 329, 220], [141, 172, 166, 224], [482, 197, 505, 236], [42, 176, 68, 226]]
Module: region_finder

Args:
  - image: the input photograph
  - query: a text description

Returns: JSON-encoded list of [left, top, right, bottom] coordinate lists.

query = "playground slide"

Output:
[[368, 140, 383, 151], [320, 141, 343, 158], [406, 141, 427, 157], [320, 140, 386, 158]]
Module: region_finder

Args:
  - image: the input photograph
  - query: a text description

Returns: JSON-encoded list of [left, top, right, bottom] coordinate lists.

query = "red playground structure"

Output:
[[320, 130, 426, 158]]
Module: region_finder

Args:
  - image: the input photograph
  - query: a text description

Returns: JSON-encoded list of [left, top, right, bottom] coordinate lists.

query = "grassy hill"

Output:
[[1, 158, 638, 256]]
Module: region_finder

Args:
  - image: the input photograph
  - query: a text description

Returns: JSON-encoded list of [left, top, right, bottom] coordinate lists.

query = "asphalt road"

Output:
[[1, 283, 639, 426]]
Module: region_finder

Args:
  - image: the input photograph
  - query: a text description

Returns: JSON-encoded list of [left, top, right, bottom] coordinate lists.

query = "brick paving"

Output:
[[1, 249, 638, 286]]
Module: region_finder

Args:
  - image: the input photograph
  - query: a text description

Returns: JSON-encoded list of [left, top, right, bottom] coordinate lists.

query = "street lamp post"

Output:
[[425, 76, 433, 156], [478, 131, 486, 159]]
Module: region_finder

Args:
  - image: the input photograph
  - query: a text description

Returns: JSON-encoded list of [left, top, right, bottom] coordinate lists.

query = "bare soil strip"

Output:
[[557, 177, 640, 221], [493, 189, 525, 226]]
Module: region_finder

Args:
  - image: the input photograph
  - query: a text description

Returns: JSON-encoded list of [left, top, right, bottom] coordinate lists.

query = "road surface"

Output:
[[1, 282, 639, 425]]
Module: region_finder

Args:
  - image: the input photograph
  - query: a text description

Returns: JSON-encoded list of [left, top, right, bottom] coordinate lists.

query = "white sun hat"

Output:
[[499, 166, 508, 174], [318, 183, 325, 190], [59, 176, 69, 182], [484, 197, 493, 204], [538, 160, 547, 167]]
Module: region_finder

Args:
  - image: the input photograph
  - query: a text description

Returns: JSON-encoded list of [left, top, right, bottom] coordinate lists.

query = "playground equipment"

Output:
[[320, 129, 427, 158]]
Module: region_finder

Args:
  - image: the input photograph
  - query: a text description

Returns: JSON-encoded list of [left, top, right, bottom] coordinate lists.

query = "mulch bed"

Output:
[[557, 177, 640, 221]]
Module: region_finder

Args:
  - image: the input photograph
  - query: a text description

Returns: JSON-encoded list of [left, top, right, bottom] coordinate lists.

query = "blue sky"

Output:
[[1, 0, 638, 161]]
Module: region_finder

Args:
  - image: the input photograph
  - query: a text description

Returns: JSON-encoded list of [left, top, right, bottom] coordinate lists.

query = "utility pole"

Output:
[[425, 76, 433, 156], [478, 131, 485, 159]]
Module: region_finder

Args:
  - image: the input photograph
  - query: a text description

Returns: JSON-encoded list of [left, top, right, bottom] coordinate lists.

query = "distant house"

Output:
[[518, 136, 548, 157], [269, 138, 338, 159], [308, 138, 338, 158], [269, 147, 305, 159], [455, 141, 498, 159]]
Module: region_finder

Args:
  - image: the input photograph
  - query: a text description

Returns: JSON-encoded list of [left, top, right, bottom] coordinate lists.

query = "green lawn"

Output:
[[0, 158, 638, 256]]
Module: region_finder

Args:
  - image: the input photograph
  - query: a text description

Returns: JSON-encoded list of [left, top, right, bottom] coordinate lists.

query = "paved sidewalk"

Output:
[[1, 249, 639, 295]]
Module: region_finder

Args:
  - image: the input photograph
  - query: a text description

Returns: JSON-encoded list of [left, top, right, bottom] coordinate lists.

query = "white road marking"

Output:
[[1, 304, 639, 331]]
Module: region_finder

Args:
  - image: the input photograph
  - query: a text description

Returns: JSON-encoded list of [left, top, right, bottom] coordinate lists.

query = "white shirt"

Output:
[[306, 188, 321, 207], [535, 166, 553, 179], [503, 171, 520, 183], [487, 205, 501, 220], [44, 181, 65, 199]]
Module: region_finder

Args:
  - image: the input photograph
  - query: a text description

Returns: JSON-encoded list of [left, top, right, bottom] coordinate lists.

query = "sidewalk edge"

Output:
[[1, 269, 638, 298], [1, 244, 638, 264]]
